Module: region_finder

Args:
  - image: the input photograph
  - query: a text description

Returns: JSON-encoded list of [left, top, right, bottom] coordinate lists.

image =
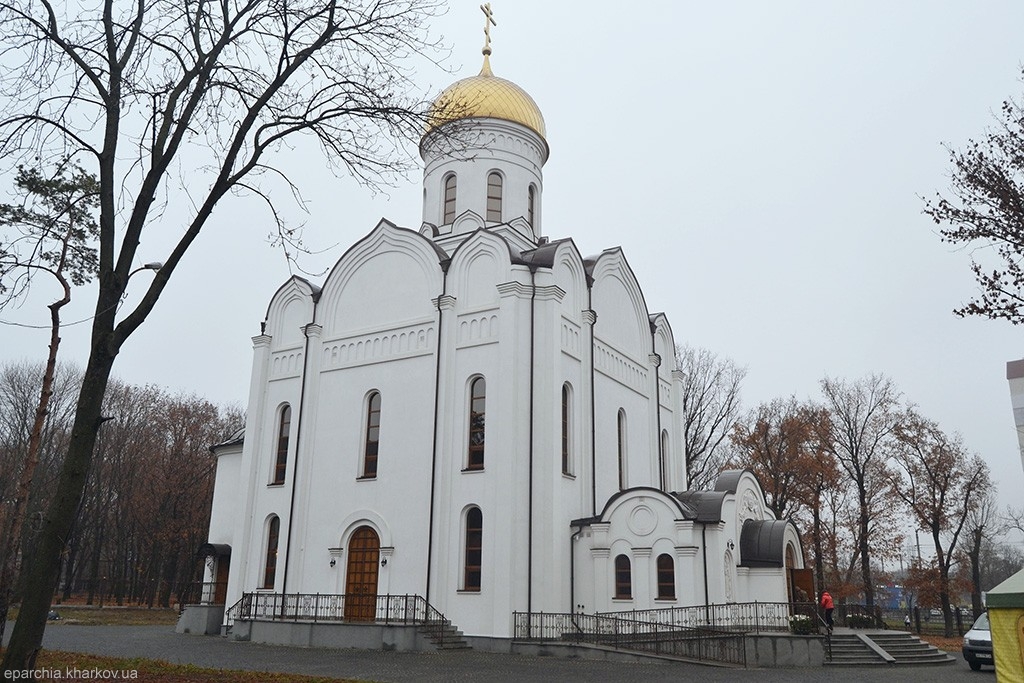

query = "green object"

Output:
[[986, 568, 1024, 608]]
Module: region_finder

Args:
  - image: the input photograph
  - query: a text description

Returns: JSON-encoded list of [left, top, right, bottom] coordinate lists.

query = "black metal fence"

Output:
[[596, 601, 819, 634], [512, 611, 747, 666], [230, 592, 433, 623], [223, 592, 452, 645]]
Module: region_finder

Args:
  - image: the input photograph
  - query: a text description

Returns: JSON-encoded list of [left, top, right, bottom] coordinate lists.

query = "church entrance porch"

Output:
[[344, 526, 380, 622], [221, 592, 469, 651]]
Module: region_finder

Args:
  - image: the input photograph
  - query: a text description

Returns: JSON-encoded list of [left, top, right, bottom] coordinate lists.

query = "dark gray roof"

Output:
[[519, 237, 573, 269], [210, 427, 245, 453], [673, 490, 727, 523], [714, 469, 750, 494], [739, 519, 790, 568], [197, 542, 231, 557]]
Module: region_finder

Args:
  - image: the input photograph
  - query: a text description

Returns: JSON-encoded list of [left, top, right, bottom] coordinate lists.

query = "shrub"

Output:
[[790, 615, 815, 634], [847, 614, 874, 629]]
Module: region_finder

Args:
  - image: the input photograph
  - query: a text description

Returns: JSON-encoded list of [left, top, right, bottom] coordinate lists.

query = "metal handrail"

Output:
[[223, 594, 247, 628], [230, 592, 446, 629], [513, 611, 747, 666], [596, 601, 818, 634]]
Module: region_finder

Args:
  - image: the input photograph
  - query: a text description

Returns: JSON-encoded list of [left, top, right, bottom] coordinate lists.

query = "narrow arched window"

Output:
[[464, 507, 483, 591], [614, 554, 632, 599], [486, 172, 502, 222], [527, 185, 536, 226], [263, 516, 280, 589], [561, 383, 572, 475], [657, 554, 676, 600], [467, 378, 486, 470], [660, 430, 670, 491], [362, 392, 381, 478], [617, 409, 627, 490], [272, 405, 291, 485], [443, 174, 457, 223]]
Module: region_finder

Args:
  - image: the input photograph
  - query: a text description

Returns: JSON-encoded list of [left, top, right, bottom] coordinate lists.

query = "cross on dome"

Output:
[[480, 3, 496, 56]]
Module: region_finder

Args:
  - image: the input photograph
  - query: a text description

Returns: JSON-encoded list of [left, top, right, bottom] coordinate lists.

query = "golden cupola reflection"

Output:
[[426, 54, 546, 141]]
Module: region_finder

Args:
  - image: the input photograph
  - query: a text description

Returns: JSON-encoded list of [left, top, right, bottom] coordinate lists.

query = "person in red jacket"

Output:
[[821, 590, 835, 630]]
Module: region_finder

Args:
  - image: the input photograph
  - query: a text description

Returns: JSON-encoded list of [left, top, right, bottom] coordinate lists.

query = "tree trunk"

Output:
[[933, 529, 954, 638], [0, 300, 67, 648], [858, 491, 874, 610], [60, 540, 78, 602], [1, 345, 117, 672], [159, 549, 178, 609], [969, 529, 983, 620], [85, 519, 106, 606], [812, 481, 825, 596]]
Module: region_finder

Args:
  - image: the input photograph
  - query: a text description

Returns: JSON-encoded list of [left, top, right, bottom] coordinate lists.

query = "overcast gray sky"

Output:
[[3, 1, 1023, 519]]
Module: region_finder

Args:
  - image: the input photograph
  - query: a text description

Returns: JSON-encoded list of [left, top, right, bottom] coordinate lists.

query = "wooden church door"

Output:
[[344, 526, 380, 622], [213, 556, 230, 604]]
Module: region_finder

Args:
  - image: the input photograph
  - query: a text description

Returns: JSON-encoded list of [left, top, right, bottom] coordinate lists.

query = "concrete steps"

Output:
[[868, 632, 956, 665], [827, 634, 888, 665], [826, 631, 955, 667], [418, 619, 472, 650]]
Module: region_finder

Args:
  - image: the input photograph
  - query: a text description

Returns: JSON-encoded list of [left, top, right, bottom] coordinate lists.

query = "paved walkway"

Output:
[[5, 623, 990, 682]]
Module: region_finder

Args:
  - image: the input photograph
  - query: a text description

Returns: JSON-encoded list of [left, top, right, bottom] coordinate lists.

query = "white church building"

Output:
[[195, 23, 806, 648]]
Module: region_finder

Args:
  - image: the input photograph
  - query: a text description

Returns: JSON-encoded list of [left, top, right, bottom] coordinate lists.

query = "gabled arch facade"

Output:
[[320, 219, 445, 338]]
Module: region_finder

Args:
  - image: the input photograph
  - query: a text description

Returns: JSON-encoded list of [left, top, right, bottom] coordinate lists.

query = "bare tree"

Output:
[[1008, 506, 1024, 536], [818, 374, 903, 612], [818, 478, 861, 602], [676, 344, 746, 490], [963, 490, 1002, 620], [979, 538, 1024, 591], [0, 0, 444, 670], [923, 69, 1024, 323], [890, 412, 990, 637]]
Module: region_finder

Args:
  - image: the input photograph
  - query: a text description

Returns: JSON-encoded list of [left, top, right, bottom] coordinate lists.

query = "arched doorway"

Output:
[[786, 542, 814, 605], [344, 526, 380, 621]]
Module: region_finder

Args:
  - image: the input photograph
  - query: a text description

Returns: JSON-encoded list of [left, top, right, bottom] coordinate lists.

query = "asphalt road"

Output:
[[3, 623, 996, 682]]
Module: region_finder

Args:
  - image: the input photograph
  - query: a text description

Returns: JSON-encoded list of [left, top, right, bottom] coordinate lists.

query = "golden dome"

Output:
[[426, 56, 546, 140]]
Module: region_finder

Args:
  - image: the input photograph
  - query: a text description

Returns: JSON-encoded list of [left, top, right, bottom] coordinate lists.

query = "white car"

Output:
[[962, 612, 993, 671]]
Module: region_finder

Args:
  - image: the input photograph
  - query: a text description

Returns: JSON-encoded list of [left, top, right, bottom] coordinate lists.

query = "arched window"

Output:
[[443, 174, 457, 223], [614, 554, 632, 599], [561, 383, 572, 475], [467, 377, 486, 470], [272, 405, 291, 485], [464, 507, 483, 591], [486, 172, 502, 222], [362, 392, 381, 478], [660, 430, 670, 491], [617, 409, 627, 490], [527, 185, 536, 226], [657, 554, 676, 600], [263, 515, 280, 589]]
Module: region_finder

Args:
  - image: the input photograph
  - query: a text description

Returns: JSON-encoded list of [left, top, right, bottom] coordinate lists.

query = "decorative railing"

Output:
[[224, 595, 244, 629], [597, 601, 819, 634], [226, 593, 450, 643], [512, 611, 747, 667]]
